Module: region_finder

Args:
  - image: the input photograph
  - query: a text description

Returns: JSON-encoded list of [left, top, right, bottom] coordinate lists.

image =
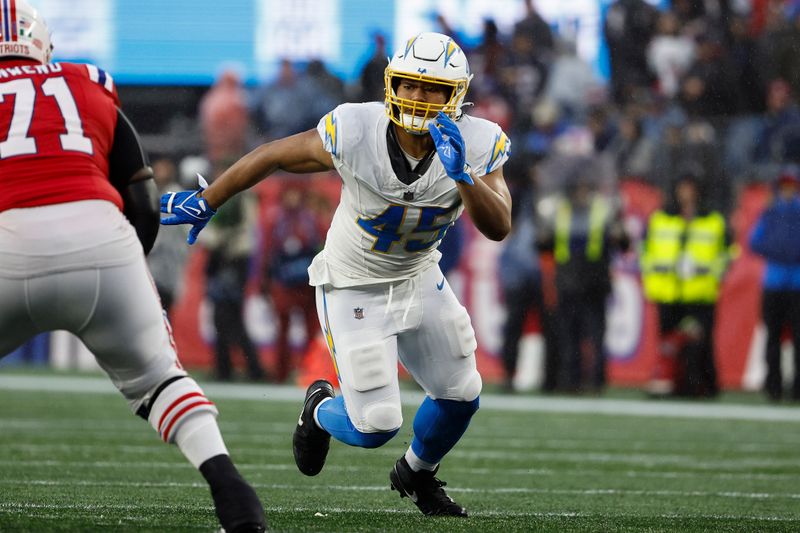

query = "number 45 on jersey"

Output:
[[357, 204, 457, 253]]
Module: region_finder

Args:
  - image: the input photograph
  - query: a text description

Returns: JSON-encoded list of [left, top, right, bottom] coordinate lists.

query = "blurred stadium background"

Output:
[[5, 0, 797, 396], [4, 1, 800, 531]]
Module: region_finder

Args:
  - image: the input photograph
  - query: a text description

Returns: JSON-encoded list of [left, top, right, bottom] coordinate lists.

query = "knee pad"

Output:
[[362, 400, 403, 432], [136, 376, 218, 443], [454, 371, 482, 402]]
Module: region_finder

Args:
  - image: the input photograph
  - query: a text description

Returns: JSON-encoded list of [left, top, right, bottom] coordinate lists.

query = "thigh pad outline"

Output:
[[446, 305, 477, 358], [347, 341, 392, 392]]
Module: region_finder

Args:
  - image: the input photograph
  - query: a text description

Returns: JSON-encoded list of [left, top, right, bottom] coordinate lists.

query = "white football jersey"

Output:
[[309, 102, 510, 288]]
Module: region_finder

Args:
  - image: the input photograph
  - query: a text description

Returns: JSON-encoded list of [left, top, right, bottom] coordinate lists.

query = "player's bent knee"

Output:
[[456, 371, 482, 402], [363, 401, 403, 432], [136, 376, 218, 443]]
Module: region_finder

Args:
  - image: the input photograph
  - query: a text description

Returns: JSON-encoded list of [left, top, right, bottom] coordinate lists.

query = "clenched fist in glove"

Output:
[[160, 174, 216, 244], [428, 111, 474, 185]]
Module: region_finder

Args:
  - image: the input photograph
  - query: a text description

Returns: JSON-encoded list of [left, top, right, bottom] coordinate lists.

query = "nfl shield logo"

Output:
[[353, 307, 364, 320]]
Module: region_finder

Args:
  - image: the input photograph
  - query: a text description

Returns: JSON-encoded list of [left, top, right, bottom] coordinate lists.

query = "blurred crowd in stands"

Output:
[[139, 0, 800, 398]]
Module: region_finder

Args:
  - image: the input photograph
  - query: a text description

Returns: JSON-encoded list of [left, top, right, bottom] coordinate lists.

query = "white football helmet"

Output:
[[384, 32, 472, 133], [0, 0, 53, 64]]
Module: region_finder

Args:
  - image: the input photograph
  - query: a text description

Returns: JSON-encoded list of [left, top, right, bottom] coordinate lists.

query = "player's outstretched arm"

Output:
[[429, 112, 511, 241], [202, 129, 334, 209], [160, 129, 334, 244]]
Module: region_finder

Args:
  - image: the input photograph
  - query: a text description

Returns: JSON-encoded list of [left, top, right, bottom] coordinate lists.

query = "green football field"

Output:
[[0, 373, 799, 532]]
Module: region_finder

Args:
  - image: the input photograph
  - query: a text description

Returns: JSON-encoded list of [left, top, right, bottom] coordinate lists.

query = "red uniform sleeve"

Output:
[[81, 63, 121, 108]]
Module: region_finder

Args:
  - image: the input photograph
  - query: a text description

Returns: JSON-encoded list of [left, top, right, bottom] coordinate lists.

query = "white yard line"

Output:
[[3, 419, 798, 453], [0, 479, 799, 500], [5, 441, 800, 469], [0, 459, 796, 482], [0, 502, 797, 523], [2, 374, 799, 422], [0, 459, 588, 476]]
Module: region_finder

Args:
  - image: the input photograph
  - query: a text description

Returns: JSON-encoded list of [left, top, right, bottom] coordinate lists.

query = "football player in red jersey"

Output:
[[0, 2, 266, 531]]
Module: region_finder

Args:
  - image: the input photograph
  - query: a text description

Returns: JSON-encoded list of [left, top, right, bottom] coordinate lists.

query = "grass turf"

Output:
[[0, 374, 798, 532]]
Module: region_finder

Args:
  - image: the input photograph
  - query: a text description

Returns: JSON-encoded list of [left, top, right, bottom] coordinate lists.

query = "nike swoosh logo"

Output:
[[436, 278, 445, 291], [301, 386, 324, 419], [298, 387, 322, 426]]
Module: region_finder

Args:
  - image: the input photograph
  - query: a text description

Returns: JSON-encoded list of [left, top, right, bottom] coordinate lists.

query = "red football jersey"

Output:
[[0, 59, 123, 212]]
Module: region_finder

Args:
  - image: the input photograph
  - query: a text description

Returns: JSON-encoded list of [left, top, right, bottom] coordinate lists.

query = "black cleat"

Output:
[[292, 379, 335, 476], [390, 457, 468, 517], [199, 454, 267, 533]]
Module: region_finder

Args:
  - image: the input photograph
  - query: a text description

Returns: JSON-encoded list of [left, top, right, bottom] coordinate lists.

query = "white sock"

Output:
[[312, 396, 333, 429], [404, 447, 437, 472], [173, 412, 229, 468]]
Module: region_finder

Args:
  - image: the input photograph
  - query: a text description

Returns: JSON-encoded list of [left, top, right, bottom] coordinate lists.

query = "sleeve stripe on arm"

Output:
[[486, 132, 510, 173], [103, 71, 115, 93], [324, 112, 338, 156], [85, 63, 99, 82], [85, 64, 115, 94]]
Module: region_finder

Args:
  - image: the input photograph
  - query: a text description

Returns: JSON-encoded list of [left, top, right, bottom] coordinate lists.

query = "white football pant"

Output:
[[315, 265, 482, 433], [0, 200, 186, 410]]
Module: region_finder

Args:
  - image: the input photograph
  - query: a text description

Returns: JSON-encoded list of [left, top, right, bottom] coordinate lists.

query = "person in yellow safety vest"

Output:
[[538, 176, 629, 393], [641, 172, 736, 398]]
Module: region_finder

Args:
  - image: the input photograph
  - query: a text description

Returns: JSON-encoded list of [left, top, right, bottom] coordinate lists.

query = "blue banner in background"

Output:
[[35, 0, 664, 86], [113, 0, 254, 85]]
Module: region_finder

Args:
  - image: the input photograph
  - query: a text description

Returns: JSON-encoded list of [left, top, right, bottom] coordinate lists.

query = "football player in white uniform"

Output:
[[162, 32, 511, 516]]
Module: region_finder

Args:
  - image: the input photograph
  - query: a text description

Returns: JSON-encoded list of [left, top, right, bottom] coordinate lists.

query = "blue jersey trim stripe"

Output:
[[97, 68, 107, 87], [2, 0, 11, 42]]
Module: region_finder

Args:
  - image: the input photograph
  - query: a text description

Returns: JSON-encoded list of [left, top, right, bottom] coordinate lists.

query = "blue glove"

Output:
[[160, 174, 216, 245], [428, 111, 474, 185]]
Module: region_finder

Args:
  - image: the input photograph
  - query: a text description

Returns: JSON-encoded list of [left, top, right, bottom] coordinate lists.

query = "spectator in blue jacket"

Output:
[[750, 166, 800, 401]]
